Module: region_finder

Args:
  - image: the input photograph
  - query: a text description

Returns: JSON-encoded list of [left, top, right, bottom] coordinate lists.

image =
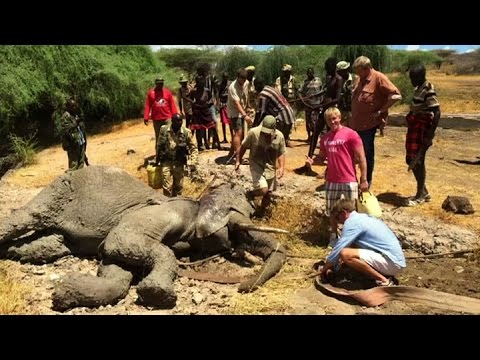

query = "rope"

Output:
[[177, 250, 231, 267], [406, 248, 480, 260]]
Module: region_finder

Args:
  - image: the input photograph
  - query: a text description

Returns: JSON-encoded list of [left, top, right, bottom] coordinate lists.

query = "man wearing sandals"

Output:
[[405, 63, 441, 206]]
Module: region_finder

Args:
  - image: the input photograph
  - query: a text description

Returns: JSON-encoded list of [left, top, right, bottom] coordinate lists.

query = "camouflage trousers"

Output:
[[66, 144, 86, 171], [160, 160, 186, 197]]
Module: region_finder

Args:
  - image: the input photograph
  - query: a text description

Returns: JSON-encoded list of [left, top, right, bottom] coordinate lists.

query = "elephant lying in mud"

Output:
[[0, 166, 286, 311]]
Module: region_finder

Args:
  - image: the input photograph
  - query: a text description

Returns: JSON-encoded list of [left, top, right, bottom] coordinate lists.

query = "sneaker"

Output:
[[375, 277, 397, 287], [406, 194, 430, 207]]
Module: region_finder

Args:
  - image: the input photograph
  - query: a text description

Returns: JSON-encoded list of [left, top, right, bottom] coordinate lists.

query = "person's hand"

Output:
[[305, 156, 314, 167], [359, 179, 369, 192], [144, 119, 149, 126], [244, 115, 253, 126], [276, 168, 284, 179], [234, 163, 241, 175], [321, 268, 333, 283]]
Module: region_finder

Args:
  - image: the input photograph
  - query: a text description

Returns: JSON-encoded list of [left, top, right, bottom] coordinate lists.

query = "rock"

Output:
[[49, 273, 60, 281], [192, 292, 204, 305], [442, 196, 475, 214]]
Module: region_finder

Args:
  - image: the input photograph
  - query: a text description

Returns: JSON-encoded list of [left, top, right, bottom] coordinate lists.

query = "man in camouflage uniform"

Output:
[[61, 98, 87, 171], [156, 113, 198, 197], [275, 64, 299, 147]]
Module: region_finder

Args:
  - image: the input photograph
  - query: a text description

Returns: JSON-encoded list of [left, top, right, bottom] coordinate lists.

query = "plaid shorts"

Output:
[[325, 182, 358, 216]]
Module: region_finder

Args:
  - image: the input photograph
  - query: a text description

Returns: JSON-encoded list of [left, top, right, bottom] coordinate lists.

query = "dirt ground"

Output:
[[1, 110, 479, 315]]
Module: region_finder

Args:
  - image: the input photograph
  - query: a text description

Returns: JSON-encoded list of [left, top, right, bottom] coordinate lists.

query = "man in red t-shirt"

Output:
[[144, 78, 178, 155]]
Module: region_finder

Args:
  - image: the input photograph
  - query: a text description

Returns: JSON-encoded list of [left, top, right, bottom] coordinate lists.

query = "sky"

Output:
[[150, 45, 480, 54]]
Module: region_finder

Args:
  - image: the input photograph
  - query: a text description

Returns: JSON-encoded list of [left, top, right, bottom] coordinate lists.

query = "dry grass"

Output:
[[224, 261, 314, 314], [0, 261, 30, 314]]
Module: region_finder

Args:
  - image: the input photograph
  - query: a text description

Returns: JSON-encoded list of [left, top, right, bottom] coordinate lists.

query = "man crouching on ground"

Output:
[[235, 115, 286, 217], [320, 199, 406, 286]]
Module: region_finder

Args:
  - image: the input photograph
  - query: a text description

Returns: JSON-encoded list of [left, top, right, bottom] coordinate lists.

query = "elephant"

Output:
[[0, 166, 286, 311]]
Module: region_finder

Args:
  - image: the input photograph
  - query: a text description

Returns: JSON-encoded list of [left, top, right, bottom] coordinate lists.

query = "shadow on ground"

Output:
[[377, 192, 409, 207]]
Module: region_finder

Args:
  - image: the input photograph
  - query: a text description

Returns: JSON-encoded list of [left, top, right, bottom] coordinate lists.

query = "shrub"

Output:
[[8, 133, 38, 165]]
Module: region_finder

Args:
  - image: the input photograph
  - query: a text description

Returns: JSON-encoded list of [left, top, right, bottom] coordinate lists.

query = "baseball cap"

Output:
[[155, 78, 165, 83], [282, 64, 292, 71], [178, 74, 188, 83], [261, 115, 277, 134]]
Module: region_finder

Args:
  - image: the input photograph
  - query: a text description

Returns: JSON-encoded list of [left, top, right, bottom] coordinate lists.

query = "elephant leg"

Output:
[[0, 234, 71, 264], [52, 263, 133, 311], [102, 223, 178, 308], [229, 213, 286, 293]]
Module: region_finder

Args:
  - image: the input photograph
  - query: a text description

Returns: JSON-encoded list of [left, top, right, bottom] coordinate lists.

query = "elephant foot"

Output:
[[136, 278, 177, 308], [52, 264, 133, 312]]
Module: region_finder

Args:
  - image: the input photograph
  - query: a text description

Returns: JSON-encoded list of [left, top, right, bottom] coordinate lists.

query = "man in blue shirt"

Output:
[[320, 199, 406, 286]]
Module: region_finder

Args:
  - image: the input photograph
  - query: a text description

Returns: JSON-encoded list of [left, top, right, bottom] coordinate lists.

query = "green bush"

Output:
[[9, 133, 38, 165], [0, 45, 179, 149], [390, 73, 413, 105]]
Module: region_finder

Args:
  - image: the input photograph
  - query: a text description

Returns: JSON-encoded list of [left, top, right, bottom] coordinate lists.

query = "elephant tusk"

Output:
[[236, 223, 290, 234]]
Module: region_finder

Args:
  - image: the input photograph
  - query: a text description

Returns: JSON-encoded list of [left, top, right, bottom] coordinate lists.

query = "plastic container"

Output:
[[356, 191, 382, 218], [146, 165, 162, 189]]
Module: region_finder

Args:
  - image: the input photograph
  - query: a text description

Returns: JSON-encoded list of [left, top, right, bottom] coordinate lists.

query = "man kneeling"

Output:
[[320, 199, 406, 286]]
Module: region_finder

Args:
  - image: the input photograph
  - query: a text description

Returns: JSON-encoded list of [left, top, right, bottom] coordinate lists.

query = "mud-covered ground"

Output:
[[0, 118, 479, 315]]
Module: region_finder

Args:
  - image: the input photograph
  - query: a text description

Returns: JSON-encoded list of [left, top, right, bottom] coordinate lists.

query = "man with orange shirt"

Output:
[[144, 77, 178, 156], [350, 56, 402, 188]]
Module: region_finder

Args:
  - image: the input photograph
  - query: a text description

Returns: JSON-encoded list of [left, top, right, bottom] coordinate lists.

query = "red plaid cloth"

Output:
[[405, 112, 433, 162]]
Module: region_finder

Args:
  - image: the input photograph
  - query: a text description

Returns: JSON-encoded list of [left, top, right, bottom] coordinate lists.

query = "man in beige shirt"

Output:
[[227, 68, 253, 156], [351, 56, 402, 188]]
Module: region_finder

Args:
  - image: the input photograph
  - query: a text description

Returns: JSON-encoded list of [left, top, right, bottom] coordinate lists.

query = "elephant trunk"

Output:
[[229, 213, 286, 293], [0, 207, 42, 245]]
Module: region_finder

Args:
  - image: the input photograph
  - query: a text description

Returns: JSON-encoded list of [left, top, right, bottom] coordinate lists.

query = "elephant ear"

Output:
[[195, 183, 254, 238]]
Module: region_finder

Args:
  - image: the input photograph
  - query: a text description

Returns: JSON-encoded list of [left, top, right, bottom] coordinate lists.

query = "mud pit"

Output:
[[0, 117, 479, 314]]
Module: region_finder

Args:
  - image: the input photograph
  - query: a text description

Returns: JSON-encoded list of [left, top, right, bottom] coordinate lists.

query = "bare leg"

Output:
[[340, 248, 388, 283]]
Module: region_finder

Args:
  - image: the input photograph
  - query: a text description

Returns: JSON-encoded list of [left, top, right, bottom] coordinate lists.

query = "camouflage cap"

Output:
[[155, 77, 165, 83], [260, 115, 277, 134], [178, 74, 188, 83], [282, 64, 292, 71], [336, 61, 350, 70]]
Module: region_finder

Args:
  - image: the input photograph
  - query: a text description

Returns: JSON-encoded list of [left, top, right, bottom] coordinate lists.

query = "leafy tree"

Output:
[[216, 47, 260, 79], [332, 45, 390, 71]]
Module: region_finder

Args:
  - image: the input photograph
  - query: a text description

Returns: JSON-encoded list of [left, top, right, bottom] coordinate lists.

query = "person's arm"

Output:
[[376, 75, 403, 117], [325, 217, 361, 266], [235, 144, 248, 173], [277, 153, 285, 179], [423, 107, 441, 148], [186, 131, 199, 168], [354, 144, 369, 192]]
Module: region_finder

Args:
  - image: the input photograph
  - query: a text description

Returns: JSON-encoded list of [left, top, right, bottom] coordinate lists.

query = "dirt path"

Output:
[[1, 117, 479, 314]]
